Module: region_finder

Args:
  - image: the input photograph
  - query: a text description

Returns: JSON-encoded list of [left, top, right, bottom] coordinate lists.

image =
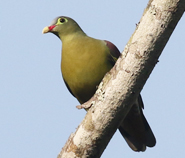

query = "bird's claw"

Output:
[[76, 100, 95, 110]]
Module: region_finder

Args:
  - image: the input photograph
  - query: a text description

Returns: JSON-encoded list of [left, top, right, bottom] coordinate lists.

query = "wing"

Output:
[[63, 79, 75, 97], [104, 40, 121, 66]]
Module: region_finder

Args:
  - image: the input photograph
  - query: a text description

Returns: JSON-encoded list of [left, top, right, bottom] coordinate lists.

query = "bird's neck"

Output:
[[60, 31, 86, 42]]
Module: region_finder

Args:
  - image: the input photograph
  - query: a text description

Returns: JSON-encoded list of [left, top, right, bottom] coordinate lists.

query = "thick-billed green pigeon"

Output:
[[42, 16, 156, 151]]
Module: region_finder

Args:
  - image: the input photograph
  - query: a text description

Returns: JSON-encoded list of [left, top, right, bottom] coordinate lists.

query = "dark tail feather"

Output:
[[119, 95, 156, 151]]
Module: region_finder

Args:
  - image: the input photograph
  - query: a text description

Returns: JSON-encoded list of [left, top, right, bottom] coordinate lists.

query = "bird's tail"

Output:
[[119, 95, 156, 151]]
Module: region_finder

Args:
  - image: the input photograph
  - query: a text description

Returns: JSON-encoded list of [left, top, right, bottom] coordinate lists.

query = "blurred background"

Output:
[[1, 0, 185, 157]]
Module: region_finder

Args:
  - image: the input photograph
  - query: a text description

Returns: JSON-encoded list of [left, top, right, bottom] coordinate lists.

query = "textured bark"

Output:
[[58, 0, 185, 158]]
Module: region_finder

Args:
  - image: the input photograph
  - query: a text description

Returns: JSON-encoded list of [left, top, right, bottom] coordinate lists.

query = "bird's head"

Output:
[[42, 16, 85, 40]]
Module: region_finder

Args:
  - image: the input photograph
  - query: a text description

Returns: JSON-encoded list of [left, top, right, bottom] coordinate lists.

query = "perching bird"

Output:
[[42, 16, 156, 151]]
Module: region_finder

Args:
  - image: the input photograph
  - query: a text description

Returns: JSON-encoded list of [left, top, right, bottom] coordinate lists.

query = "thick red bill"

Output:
[[42, 25, 56, 34], [48, 25, 56, 31]]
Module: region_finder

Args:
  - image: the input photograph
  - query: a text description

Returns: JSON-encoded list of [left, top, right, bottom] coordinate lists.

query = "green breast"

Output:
[[61, 35, 113, 103]]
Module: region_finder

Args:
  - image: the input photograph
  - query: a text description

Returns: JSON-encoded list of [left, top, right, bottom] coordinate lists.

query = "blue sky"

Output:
[[1, 0, 185, 157]]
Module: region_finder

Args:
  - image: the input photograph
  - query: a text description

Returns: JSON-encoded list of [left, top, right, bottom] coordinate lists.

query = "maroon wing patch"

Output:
[[104, 40, 120, 59]]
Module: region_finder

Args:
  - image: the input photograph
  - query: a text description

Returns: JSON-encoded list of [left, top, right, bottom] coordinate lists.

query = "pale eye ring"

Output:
[[60, 18, 65, 23]]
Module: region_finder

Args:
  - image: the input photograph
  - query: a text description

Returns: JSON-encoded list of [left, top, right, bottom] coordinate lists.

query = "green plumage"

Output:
[[42, 16, 156, 151], [62, 36, 116, 103]]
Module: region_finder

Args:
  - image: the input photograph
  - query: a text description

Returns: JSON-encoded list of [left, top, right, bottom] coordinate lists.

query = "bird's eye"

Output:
[[60, 18, 66, 23], [56, 17, 68, 25]]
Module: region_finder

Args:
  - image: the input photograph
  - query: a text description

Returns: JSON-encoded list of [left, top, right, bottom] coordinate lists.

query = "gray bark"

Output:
[[58, 0, 185, 157]]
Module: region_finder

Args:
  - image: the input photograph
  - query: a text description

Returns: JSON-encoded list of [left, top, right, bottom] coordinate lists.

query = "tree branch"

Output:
[[58, 0, 185, 157]]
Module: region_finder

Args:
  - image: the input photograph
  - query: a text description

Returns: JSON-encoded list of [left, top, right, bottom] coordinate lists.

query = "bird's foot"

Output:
[[76, 101, 95, 110]]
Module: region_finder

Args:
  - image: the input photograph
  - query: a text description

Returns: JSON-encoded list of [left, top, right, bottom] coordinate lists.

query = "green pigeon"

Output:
[[42, 16, 156, 151]]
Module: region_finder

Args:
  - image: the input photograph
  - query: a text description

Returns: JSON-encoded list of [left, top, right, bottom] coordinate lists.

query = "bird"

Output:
[[42, 16, 156, 151]]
